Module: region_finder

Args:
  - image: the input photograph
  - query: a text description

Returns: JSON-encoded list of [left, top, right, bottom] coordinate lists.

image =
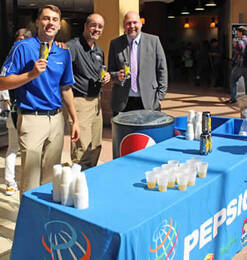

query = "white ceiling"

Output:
[[17, 0, 174, 13]]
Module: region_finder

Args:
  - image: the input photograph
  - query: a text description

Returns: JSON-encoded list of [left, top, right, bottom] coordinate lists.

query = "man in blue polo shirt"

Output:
[[0, 5, 80, 196]]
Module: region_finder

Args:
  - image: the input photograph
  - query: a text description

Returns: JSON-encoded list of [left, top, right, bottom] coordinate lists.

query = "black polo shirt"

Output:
[[67, 36, 105, 97]]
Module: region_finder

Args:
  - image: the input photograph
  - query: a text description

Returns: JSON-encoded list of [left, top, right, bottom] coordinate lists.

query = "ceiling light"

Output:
[[206, 0, 217, 7], [140, 18, 146, 24], [184, 18, 190, 29], [210, 17, 216, 28], [195, 0, 205, 11], [168, 9, 175, 19], [181, 6, 190, 15]]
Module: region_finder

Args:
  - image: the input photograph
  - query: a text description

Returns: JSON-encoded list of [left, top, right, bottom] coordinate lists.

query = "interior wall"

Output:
[[141, 2, 222, 54], [141, 1, 167, 48], [231, 0, 247, 23], [94, 0, 139, 65], [166, 15, 218, 50]]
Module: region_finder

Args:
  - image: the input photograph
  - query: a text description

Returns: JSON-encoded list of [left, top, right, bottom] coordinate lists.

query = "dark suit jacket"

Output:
[[108, 32, 168, 112]]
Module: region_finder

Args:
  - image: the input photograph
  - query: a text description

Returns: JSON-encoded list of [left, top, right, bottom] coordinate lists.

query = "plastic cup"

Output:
[[187, 110, 195, 123], [177, 174, 188, 191], [168, 160, 179, 167], [60, 184, 73, 206], [161, 164, 173, 171], [73, 192, 89, 209], [187, 168, 197, 186], [157, 175, 169, 192], [187, 158, 202, 172], [175, 171, 181, 184], [145, 171, 156, 189], [168, 172, 176, 188], [186, 122, 194, 140], [198, 162, 208, 178], [153, 167, 162, 174]]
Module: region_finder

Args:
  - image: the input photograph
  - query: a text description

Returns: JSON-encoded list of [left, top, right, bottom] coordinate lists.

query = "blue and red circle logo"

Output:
[[149, 218, 179, 260], [120, 133, 156, 156]]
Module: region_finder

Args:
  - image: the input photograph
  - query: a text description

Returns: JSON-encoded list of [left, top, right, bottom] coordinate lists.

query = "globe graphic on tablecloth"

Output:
[[42, 220, 91, 260], [149, 219, 179, 260]]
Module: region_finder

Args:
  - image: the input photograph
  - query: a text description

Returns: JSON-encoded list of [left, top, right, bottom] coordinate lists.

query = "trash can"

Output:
[[112, 110, 174, 158]]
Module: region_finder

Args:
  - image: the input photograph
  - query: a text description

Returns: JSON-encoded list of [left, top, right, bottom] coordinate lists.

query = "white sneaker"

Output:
[[6, 182, 18, 196]]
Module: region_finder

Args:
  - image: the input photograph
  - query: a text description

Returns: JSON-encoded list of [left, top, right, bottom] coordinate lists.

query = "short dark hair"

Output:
[[85, 13, 104, 25], [85, 14, 92, 24], [37, 5, 61, 19]]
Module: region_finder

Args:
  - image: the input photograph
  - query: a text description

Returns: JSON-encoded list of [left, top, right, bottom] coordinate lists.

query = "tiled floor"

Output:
[[0, 81, 246, 259]]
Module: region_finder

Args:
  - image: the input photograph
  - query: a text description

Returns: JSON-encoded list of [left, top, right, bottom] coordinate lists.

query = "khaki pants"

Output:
[[68, 96, 102, 170], [17, 112, 64, 195], [5, 113, 19, 184]]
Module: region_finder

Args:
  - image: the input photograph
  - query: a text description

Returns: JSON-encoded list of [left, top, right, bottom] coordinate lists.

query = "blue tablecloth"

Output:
[[11, 136, 247, 260]]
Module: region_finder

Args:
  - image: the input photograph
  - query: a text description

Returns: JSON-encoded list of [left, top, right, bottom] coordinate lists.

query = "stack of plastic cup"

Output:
[[73, 172, 89, 209], [186, 110, 195, 140], [194, 112, 202, 140], [60, 166, 74, 206], [186, 122, 194, 140], [52, 164, 62, 203]]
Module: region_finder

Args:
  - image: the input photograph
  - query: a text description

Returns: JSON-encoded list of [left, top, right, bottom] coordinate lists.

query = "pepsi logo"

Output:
[[120, 133, 156, 156]]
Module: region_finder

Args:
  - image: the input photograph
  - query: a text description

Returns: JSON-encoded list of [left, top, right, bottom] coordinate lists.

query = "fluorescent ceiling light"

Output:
[[206, 0, 217, 7]]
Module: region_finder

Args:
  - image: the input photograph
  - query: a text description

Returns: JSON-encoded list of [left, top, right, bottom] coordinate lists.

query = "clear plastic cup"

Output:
[[177, 174, 188, 191], [158, 166, 169, 175], [161, 163, 169, 169], [157, 175, 169, 192], [187, 158, 202, 174], [167, 171, 176, 188], [188, 110, 195, 123], [187, 168, 197, 186], [191, 156, 203, 162], [175, 170, 181, 184], [145, 171, 156, 189], [153, 167, 162, 174], [168, 160, 180, 167], [198, 161, 208, 178], [179, 162, 190, 169], [152, 167, 163, 184], [161, 164, 173, 172]]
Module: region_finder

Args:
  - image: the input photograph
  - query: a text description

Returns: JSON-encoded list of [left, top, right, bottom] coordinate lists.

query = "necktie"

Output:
[[130, 40, 138, 93]]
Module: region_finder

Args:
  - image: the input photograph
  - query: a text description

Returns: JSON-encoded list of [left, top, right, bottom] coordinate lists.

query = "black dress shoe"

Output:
[[224, 99, 237, 104]]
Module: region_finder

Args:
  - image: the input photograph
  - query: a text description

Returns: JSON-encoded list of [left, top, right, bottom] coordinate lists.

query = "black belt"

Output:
[[73, 88, 99, 98], [128, 96, 142, 100], [19, 108, 61, 116]]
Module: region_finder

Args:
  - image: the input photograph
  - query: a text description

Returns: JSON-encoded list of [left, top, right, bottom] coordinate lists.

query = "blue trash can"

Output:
[[112, 110, 174, 158]]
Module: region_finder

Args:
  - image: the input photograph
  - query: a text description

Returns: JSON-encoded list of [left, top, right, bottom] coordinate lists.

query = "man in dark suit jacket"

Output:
[[108, 11, 168, 115]]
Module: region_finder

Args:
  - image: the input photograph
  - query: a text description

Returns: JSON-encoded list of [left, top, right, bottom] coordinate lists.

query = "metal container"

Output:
[[200, 133, 210, 155], [208, 132, 212, 153], [202, 111, 212, 134]]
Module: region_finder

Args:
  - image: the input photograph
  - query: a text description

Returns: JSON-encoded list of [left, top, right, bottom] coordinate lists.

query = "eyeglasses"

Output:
[[89, 23, 104, 30]]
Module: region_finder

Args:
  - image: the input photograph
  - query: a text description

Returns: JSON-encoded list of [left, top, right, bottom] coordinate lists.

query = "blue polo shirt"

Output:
[[1, 36, 75, 110]]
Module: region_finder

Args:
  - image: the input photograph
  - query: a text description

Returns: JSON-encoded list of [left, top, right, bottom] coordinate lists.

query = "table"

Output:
[[11, 136, 247, 260]]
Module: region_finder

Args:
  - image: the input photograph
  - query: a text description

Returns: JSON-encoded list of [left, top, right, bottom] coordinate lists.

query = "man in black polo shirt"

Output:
[[66, 13, 110, 170]]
